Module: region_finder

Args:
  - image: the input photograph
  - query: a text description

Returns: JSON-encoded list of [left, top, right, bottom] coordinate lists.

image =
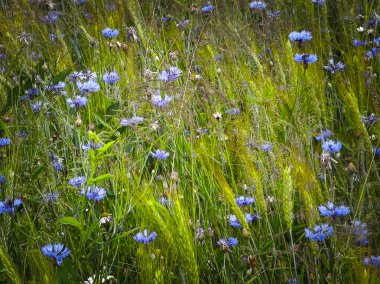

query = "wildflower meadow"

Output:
[[1, 0, 380, 283]]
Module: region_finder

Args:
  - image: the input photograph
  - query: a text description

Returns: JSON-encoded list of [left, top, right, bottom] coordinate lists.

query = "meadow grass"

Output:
[[0, 0, 380, 283]]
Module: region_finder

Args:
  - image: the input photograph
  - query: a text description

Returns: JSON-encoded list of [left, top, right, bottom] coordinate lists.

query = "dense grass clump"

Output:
[[0, 0, 380, 283]]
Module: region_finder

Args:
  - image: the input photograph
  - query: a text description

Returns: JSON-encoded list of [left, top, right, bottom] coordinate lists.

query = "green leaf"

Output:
[[79, 222, 98, 248], [92, 112, 114, 131], [58, 217, 82, 230], [105, 102, 121, 118], [97, 140, 115, 154], [88, 174, 114, 184], [113, 228, 139, 241], [88, 131, 101, 143], [31, 165, 44, 179], [52, 70, 71, 84]]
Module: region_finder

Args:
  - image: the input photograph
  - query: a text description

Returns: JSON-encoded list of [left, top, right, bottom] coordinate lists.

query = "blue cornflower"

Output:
[[225, 108, 241, 115], [260, 143, 273, 152], [366, 48, 380, 58], [15, 130, 27, 138], [81, 142, 102, 152], [201, 3, 214, 13], [133, 229, 157, 244], [335, 205, 350, 216], [158, 196, 173, 208], [311, 0, 324, 6], [69, 176, 87, 187], [369, 13, 380, 27], [69, 69, 97, 81], [158, 66, 182, 82], [363, 256, 380, 268], [150, 149, 170, 160], [228, 213, 260, 228], [41, 243, 71, 266], [30, 51, 41, 61], [49, 154, 64, 171], [161, 16, 172, 24], [318, 201, 350, 217], [267, 10, 281, 18], [121, 116, 144, 126], [249, 1, 267, 10], [195, 228, 205, 241], [66, 96, 87, 108], [102, 28, 119, 39], [27, 88, 38, 95], [305, 223, 333, 241], [31, 101, 43, 112], [22, 93, 35, 102], [68, 71, 82, 81], [294, 53, 318, 69], [318, 201, 335, 217], [288, 31, 312, 43], [0, 198, 22, 214], [214, 54, 223, 61], [362, 113, 379, 125], [48, 82, 66, 94], [20, 95, 29, 102], [315, 129, 332, 142], [321, 139, 342, 153], [43, 11, 60, 24], [151, 90, 172, 108], [0, 138, 11, 147], [0, 175, 6, 186], [27, 88, 39, 99], [366, 50, 374, 59], [74, 0, 86, 3], [352, 39, 367, 47], [224, 237, 238, 246], [83, 12, 93, 19], [77, 80, 100, 93], [43, 193, 60, 203], [228, 215, 242, 228], [176, 19, 190, 28], [196, 128, 209, 138], [245, 212, 261, 222], [353, 220, 368, 246], [81, 186, 106, 201], [217, 237, 238, 251], [236, 196, 255, 206], [103, 71, 120, 85], [323, 58, 345, 74], [372, 146, 380, 156], [84, 70, 98, 80]]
